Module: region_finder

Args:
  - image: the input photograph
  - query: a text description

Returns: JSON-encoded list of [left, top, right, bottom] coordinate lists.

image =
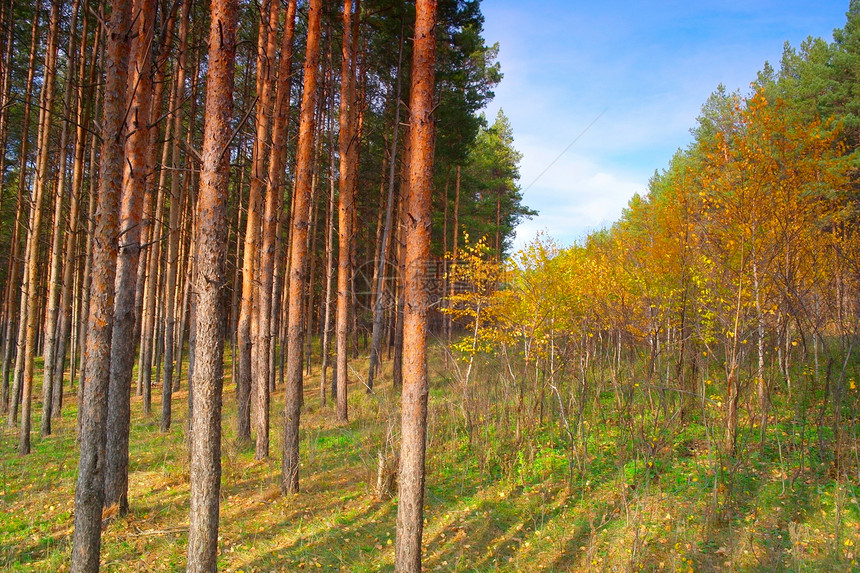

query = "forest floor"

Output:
[[1, 345, 860, 572]]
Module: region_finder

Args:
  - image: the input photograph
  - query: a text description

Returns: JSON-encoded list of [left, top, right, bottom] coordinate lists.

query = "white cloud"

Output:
[[481, 0, 849, 252], [512, 143, 646, 249]]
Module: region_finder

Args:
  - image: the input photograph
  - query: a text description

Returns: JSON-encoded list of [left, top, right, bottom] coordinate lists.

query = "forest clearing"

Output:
[[2, 0, 860, 571]]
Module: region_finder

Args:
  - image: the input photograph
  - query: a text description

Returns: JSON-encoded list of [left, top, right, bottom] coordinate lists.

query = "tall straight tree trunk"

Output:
[[440, 167, 449, 367], [391, 174, 409, 388], [282, 0, 323, 495], [257, 0, 297, 459], [42, 0, 82, 434], [4, 8, 39, 425], [229, 163, 244, 395], [0, 0, 13, 235], [319, 64, 336, 405], [367, 26, 404, 390], [369, 153, 387, 318], [70, 0, 132, 567], [446, 165, 460, 349], [335, 0, 357, 420], [186, 0, 235, 567], [76, 121, 101, 435], [134, 1, 177, 405], [248, 0, 279, 456], [395, 0, 437, 570], [238, 0, 274, 446], [267, 0, 297, 402], [104, 0, 156, 513], [305, 127, 323, 377], [177, 41, 202, 394], [138, 17, 180, 411], [161, 3, 191, 432], [348, 8, 364, 360], [53, 0, 96, 419], [21, 0, 61, 452], [392, 127, 411, 389]]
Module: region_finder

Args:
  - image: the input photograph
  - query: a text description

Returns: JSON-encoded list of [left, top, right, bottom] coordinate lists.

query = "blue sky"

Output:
[[480, 1, 852, 248]]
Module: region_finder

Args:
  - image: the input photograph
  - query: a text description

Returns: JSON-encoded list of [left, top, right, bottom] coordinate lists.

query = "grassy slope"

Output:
[[1, 346, 859, 572]]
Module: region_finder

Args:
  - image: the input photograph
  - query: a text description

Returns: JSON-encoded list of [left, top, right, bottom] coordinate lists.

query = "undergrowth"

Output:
[[1, 342, 859, 572]]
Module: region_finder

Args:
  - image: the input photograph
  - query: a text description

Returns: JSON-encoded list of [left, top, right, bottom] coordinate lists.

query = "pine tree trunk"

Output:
[[0, 0, 13, 240], [392, 128, 410, 390], [0, 2, 17, 414], [446, 165, 460, 349], [263, 0, 297, 421], [320, 68, 336, 405], [134, 2, 177, 403], [335, 0, 357, 419], [3, 8, 39, 425], [238, 0, 274, 446], [282, 0, 323, 495], [249, 0, 279, 457], [368, 26, 403, 390], [22, 0, 61, 451], [104, 0, 156, 513], [52, 0, 96, 419], [138, 63, 174, 412], [305, 133, 322, 377], [70, 0, 132, 567], [186, 0, 235, 567], [42, 0, 82, 435], [395, 1, 437, 570], [76, 123, 101, 435], [161, 2, 191, 432]]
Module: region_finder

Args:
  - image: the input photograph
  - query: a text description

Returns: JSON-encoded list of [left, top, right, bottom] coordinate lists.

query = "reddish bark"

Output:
[[238, 0, 277, 447], [368, 25, 404, 390], [336, 0, 357, 421], [21, 0, 61, 452], [282, 0, 323, 495], [250, 0, 280, 458], [395, 0, 437, 570], [104, 0, 156, 513], [161, 0, 191, 432], [186, 0, 236, 568], [70, 0, 132, 568], [41, 0, 82, 435], [3, 10, 38, 424], [258, 0, 298, 459]]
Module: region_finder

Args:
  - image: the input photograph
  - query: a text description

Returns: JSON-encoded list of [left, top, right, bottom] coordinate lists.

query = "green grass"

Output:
[[1, 344, 860, 571]]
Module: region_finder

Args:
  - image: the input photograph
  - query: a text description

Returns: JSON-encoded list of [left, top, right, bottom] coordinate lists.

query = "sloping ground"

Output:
[[1, 350, 859, 572]]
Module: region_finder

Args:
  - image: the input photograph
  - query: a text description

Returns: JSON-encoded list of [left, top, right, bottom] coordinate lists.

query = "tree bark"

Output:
[[446, 165, 460, 351], [320, 53, 336, 405], [70, 0, 132, 567], [41, 0, 82, 435], [335, 0, 357, 419], [257, 0, 297, 458], [52, 0, 96, 420], [0, 0, 14, 243], [134, 0, 177, 409], [368, 25, 404, 390], [395, 1, 437, 570], [392, 127, 410, 390], [238, 0, 276, 447], [76, 117, 102, 436], [21, 0, 61, 451], [249, 0, 280, 457], [2, 9, 38, 422], [161, 0, 191, 432], [104, 0, 156, 513], [186, 0, 235, 567], [282, 0, 323, 495]]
